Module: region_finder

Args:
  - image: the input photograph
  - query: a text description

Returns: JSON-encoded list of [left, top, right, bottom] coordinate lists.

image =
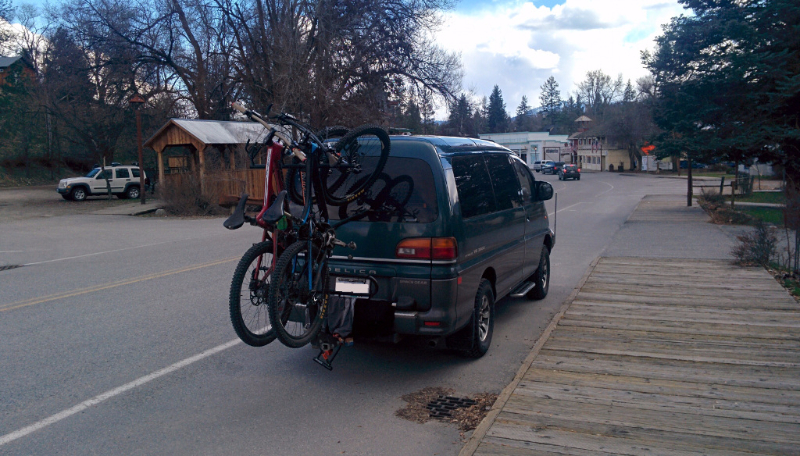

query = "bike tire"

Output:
[[267, 240, 329, 348], [284, 126, 349, 206], [323, 124, 391, 206], [229, 241, 277, 346]]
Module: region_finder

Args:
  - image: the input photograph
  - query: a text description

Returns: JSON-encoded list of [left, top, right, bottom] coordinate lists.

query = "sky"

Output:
[[434, 0, 687, 118]]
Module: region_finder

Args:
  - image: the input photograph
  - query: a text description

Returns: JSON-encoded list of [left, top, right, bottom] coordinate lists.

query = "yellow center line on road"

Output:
[[0, 257, 238, 313]]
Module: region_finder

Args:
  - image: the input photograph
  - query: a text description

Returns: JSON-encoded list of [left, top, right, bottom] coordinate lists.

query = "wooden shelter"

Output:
[[144, 118, 274, 198]]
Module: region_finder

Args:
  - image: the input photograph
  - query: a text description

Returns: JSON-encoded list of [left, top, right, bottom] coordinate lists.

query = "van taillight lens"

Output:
[[396, 237, 458, 260]]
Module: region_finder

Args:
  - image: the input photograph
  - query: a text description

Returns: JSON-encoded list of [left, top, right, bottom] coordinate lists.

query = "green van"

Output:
[[326, 136, 555, 357]]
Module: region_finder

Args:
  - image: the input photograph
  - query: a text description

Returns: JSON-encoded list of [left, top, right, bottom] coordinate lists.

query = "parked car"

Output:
[[326, 136, 555, 358], [558, 164, 581, 180], [541, 161, 565, 174], [57, 163, 148, 201], [679, 160, 709, 169], [533, 159, 554, 173]]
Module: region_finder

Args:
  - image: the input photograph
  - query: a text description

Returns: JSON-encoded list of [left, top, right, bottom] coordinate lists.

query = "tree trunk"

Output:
[[687, 155, 693, 207], [732, 160, 739, 209]]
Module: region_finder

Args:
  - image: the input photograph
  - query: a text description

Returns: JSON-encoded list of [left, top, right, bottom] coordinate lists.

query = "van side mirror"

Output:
[[535, 181, 553, 201]]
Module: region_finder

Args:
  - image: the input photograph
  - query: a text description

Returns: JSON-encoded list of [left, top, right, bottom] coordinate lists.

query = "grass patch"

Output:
[[727, 192, 786, 204], [767, 264, 800, 302], [738, 207, 785, 226]]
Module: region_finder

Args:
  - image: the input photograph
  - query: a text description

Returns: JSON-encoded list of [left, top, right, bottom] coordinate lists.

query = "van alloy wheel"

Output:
[[478, 294, 490, 342]]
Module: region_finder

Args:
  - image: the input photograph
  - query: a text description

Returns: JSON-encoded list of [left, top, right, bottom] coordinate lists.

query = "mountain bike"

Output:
[[224, 112, 349, 347], [230, 103, 391, 355]]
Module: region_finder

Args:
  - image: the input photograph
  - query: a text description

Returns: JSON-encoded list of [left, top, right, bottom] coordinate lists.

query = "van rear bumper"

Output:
[[392, 276, 459, 336]]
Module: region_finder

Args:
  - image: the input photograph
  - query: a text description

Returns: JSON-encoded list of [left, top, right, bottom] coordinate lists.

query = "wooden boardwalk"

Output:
[[471, 257, 800, 455]]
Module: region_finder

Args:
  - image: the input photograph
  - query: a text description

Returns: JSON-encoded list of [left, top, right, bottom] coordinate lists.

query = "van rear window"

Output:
[[328, 157, 438, 223]]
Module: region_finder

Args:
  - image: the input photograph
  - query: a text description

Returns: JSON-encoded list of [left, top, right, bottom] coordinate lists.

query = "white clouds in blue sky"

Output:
[[434, 0, 685, 116]]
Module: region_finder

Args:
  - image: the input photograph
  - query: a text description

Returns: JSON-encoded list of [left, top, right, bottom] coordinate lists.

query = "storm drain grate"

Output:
[[0, 265, 23, 271], [426, 395, 477, 418]]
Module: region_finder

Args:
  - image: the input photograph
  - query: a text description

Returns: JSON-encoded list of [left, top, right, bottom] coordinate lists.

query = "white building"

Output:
[[479, 132, 570, 167]]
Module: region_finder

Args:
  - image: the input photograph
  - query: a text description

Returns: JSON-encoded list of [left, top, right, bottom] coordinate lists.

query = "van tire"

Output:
[[464, 279, 494, 358], [527, 248, 550, 300]]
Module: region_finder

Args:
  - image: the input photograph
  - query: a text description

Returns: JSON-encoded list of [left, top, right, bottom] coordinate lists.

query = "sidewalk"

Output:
[[90, 198, 163, 216], [461, 194, 800, 455]]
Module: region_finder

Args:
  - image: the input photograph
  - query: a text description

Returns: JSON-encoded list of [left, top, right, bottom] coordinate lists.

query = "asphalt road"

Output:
[[0, 172, 687, 455]]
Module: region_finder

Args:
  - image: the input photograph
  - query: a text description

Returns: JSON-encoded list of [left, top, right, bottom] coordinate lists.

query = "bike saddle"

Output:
[[223, 193, 249, 230], [262, 190, 288, 224]]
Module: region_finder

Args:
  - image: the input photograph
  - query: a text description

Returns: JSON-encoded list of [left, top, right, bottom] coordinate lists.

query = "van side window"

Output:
[[512, 160, 534, 200], [451, 155, 496, 218], [485, 154, 521, 209], [116, 168, 130, 179]]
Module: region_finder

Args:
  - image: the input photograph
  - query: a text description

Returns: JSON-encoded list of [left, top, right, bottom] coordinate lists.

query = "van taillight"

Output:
[[396, 237, 458, 260]]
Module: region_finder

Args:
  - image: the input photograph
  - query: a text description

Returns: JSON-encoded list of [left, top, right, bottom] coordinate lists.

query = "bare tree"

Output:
[[59, 0, 239, 120], [576, 69, 623, 116], [218, 0, 461, 127]]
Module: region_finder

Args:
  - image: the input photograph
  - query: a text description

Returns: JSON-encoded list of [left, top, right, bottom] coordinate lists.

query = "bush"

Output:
[[157, 173, 228, 216], [732, 221, 777, 266]]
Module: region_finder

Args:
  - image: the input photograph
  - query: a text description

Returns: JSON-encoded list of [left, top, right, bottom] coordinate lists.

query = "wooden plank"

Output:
[[541, 343, 800, 368], [488, 415, 775, 455], [501, 396, 800, 444], [586, 273, 784, 292], [568, 301, 800, 322], [560, 317, 800, 339], [477, 436, 619, 456], [563, 309, 800, 332], [522, 368, 800, 406], [545, 334, 800, 364], [572, 291, 797, 308], [565, 305, 800, 326], [552, 325, 800, 349], [580, 282, 791, 300], [512, 381, 800, 423], [532, 351, 800, 389]]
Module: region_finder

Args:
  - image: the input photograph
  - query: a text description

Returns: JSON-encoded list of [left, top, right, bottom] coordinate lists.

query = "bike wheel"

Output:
[[323, 124, 391, 206], [229, 241, 277, 346], [284, 126, 349, 206], [268, 240, 329, 348]]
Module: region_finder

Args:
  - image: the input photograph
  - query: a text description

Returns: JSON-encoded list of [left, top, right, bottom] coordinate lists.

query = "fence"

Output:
[[692, 175, 755, 196]]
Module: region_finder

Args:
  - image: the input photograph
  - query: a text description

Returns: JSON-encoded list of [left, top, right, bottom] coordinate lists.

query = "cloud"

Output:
[[518, 8, 614, 31], [433, 0, 686, 119]]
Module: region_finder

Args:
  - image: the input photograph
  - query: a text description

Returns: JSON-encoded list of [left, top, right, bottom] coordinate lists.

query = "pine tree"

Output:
[[515, 96, 531, 131], [623, 79, 636, 103], [446, 94, 472, 136], [539, 76, 561, 114], [487, 85, 508, 133]]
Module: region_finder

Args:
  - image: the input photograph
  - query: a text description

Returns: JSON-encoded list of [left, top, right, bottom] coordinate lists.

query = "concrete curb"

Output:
[[458, 256, 602, 456]]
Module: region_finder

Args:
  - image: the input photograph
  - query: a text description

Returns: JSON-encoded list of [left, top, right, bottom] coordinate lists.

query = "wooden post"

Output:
[[157, 149, 165, 187], [719, 176, 725, 195], [199, 145, 206, 195]]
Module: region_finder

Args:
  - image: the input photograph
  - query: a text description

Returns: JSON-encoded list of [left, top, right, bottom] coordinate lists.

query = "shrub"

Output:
[[732, 221, 777, 266], [157, 173, 228, 216]]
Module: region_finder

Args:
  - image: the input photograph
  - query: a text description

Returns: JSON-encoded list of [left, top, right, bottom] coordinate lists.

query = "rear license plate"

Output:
[[334, 277, 370, 294]]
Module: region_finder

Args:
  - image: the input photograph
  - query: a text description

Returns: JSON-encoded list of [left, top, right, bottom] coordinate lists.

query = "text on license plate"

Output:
[[334, 277, 370, 294]]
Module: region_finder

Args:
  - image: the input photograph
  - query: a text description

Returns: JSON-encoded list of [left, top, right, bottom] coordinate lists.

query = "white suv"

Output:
[[533, 160, 554, 173], [57, 164, 147, 201]]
